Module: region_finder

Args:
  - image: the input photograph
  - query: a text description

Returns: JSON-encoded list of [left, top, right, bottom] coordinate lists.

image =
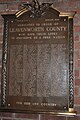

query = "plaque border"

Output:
[[1, 20, 9, 107]]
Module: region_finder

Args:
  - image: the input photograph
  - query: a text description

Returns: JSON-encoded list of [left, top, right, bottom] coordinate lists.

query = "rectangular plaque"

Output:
[[0, 1, 74, 113]]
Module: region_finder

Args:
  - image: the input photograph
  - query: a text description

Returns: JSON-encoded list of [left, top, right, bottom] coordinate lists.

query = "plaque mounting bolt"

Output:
[[8, 104, 11, 106]]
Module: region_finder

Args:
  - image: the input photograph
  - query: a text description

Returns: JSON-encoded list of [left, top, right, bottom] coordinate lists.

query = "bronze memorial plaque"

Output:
[[0, 0, 75, 113]]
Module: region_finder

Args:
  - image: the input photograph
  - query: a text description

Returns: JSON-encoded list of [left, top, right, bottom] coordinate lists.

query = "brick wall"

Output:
[[0, 0, 80, 120]]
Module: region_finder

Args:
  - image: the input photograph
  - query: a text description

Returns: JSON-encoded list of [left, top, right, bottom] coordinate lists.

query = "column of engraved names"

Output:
[[51, 44, 68, 97], [9, 45, 23, 96], [22, 45, 37, 97], [37, 44, 51, 97]]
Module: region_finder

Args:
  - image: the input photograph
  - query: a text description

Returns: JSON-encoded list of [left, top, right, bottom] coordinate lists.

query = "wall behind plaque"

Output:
[[0, 0, 80, 120]]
